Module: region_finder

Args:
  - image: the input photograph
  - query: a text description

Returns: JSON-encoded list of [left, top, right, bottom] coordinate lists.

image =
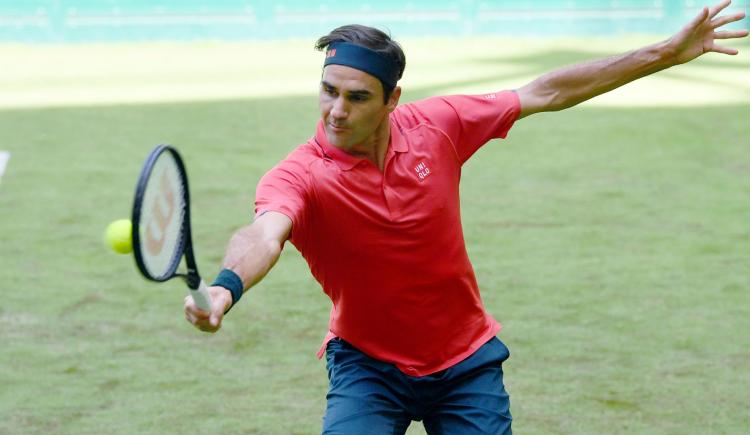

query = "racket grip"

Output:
[[191, 279, 212, 312]]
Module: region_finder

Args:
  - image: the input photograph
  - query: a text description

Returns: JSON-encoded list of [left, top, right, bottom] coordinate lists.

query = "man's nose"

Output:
[[330, 97, 348, 119]]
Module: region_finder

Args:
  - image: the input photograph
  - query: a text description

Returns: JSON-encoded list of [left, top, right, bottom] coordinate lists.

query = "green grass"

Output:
[[0, 38, 749, 434]]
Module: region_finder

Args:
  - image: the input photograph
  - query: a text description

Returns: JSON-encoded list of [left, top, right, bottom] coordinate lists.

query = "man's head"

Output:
[[315, 25, 406, 103], [315, 25, 406, 151]]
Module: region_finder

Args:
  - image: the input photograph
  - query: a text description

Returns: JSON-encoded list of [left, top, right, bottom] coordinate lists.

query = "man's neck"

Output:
[[347, 116, 390, 171]]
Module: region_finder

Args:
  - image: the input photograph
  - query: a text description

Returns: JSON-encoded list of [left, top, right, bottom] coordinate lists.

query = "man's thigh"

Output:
[[422, 338, 512, 435], [322, 339, 412, 435]]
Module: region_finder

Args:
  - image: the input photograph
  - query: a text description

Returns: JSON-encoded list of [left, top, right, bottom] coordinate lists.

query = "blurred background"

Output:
[[1, 0, 747, 110], [1, 0, 748, 42]]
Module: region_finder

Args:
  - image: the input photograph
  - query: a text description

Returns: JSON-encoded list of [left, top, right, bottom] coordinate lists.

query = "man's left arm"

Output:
[[516, 0, 748, 119]]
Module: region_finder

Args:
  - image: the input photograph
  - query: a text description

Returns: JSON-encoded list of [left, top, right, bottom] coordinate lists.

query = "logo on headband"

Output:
[[326, 48, 337, 58]]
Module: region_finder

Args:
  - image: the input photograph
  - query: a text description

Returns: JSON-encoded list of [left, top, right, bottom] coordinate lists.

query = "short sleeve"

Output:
[[254, 155, 311, 238], [398, 91, 520, 163]]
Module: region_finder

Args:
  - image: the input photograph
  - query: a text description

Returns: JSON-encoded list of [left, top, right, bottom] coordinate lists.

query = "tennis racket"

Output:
[[131, 144, 212, 311]]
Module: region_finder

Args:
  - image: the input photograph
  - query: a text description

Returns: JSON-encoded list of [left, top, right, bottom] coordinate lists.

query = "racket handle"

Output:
[[191, 279, 212, 312]]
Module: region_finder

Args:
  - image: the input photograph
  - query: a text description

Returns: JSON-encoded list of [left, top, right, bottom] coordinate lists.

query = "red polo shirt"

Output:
[[255, 91, 520, 376]]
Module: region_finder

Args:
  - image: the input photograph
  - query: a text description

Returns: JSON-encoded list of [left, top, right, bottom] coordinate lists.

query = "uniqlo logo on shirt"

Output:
[[414, 161, 431, 181]]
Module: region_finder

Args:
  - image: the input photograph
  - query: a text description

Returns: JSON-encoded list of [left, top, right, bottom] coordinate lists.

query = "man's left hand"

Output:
[[669, 0, 748, 65]]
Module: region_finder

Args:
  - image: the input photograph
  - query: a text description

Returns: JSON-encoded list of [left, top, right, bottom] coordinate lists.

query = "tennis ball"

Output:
[[105, 219, 133, 254]]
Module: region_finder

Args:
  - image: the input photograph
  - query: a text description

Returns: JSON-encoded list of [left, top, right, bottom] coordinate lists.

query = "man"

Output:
[[185, 2, 746, 433]]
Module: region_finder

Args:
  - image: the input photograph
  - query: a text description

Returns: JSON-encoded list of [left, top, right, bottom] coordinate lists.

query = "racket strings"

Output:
[[137, 152, 188, 280]]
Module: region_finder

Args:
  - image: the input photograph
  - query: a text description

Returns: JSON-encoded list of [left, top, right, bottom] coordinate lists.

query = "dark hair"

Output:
[[315, 24, 406, 103]]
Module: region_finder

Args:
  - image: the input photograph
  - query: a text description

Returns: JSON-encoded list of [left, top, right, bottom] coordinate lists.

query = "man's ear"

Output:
[[387, 86, 402, 113]]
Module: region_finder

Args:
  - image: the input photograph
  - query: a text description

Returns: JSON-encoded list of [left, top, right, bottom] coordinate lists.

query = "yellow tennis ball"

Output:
[[105, 219, 133, 254]]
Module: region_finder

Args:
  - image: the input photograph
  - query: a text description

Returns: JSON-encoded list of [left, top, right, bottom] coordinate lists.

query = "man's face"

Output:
[[319, 64, 398, 151]]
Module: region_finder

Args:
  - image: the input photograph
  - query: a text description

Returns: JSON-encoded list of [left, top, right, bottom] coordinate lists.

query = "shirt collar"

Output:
[[313, 116, 408, 171]]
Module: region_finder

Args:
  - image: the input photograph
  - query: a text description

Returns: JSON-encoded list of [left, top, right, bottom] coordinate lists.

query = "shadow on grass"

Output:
[[397, 42, 750, 98], [0, 91, 748, 435]]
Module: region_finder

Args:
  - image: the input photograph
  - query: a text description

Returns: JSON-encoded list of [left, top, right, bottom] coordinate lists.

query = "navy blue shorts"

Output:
[[322, 337, 512, 434]]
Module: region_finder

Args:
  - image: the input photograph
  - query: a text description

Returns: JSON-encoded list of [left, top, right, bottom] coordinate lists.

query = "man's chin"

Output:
[[325, 131, 348, 149]]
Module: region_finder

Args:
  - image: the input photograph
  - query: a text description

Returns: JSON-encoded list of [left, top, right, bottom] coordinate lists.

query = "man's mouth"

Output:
[[329, 123, 348, 133]]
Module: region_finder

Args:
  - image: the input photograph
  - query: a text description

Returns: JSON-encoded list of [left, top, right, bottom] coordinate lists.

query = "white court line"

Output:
[[0, 151, 10, 184]]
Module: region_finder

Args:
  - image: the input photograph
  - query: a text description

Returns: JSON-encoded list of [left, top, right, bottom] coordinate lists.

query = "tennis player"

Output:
[[184, 2, 747, 433]]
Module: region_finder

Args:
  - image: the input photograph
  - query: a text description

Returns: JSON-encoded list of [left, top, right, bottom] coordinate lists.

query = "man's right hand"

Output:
[[184, 286, 233, 333], [182, 212, 292, 333]]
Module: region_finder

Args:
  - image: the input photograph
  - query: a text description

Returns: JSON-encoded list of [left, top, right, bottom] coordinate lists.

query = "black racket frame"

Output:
[[131, 144, 202, 290]]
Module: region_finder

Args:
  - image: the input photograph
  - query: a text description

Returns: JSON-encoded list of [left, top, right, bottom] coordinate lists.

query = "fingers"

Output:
[[714, 29, 750, 39], [711, 44, 740, 55], [711, 11, 747, 29], [709, 0, 732, 19], [689, 6, 711, 29], [184, 295, 221, 333], [707, 3, 747, 56]]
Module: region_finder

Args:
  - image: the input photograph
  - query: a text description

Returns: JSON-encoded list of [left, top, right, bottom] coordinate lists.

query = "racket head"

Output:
[[131, 145, 190, 282]]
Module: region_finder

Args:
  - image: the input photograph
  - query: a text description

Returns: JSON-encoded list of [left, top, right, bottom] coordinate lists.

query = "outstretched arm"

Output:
[[516, 0, 748, 119], [184, 211, 292, 333]]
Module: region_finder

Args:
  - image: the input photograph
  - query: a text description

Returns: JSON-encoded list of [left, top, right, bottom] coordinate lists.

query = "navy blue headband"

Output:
[[323, 42, 399, 89]]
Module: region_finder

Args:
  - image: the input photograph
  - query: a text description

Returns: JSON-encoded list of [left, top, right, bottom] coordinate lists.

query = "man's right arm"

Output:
[[184, 211, 293, 333]]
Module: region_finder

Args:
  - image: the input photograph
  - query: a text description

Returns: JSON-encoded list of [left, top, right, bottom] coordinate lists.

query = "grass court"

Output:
[[0, 37, 748, 434]]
